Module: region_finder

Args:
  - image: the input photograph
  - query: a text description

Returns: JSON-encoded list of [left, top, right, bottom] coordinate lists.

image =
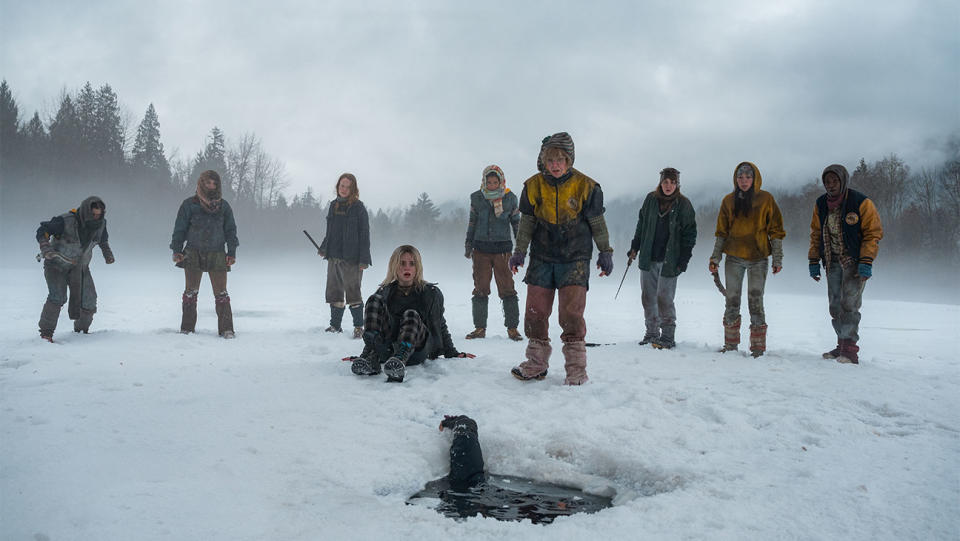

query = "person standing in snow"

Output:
[[808, 164, 883, 364], [36, 196, 115, 341], [170, 170, 239, 338], [627, 167, 697, 349], [317, 173, 371, 338], [508, 132, 613, 385], [709, 162, 785, 357], [463, 165, 523, 342], [348, 245, 474, 383]]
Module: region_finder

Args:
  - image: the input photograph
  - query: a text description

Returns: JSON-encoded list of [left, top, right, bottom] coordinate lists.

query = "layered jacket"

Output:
[[319, 199, 372, 265], [715, 162, 785, 260], [36, 196, 113, 271], [465, 189, 520, 254], [808, 165, 882, 267], [370, 281, 458, 361], [518, 169, 606, 263], [630, 192, 697, 277], [170, 196, 239, 256]]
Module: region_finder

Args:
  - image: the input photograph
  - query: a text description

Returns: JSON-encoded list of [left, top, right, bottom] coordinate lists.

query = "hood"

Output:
[[77, 196, 105, 225], [821, 164, 849, 193], [732, 161, 762, 192], [481, 164, 507, 190]]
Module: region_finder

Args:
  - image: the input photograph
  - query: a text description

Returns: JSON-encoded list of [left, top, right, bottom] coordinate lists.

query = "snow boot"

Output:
[[73, 309, 94, 334], [348, 304, 364, 338], [822, 344, 842, 359], [836, 339, 859, 364], [384, 341, 414, 382], [749, 324, 767, 358], [215, 293, 234, 338], [326, 305, 345, 333], [351, 332, 384, 376], [471, 295, 488, 330], [507, 328, 523, 341], [503, 294, 520, 331], [652, 325, 676, 350], [720, 317, 740, 352], [512, 338, 550, 381], [638, 331, 659, 346], [181, 290, 198, 334], [562, 340, 589, 385], [465, 328, 486, 339], [352, 327, 364, 339], [38, 300, 61, 339]]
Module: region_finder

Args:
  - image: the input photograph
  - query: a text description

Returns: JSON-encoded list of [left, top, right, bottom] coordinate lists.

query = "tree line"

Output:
[[2, 79, 957, 263]]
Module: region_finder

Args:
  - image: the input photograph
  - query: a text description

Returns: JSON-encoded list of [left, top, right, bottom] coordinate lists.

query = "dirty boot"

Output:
[[652, 325, 676, 350], [512, 338, 551, 381], [720, 317, 740, 352], [215, 293, 235, 338], [562, 340, 589, 385], [836, 339, 859, 364], [181, 289, 198, 333], [73, 309, 94, 333], [503, 294, 520, 332], [638, 331, 659, 346], [471, 295, 488, 331], [507, 328, 523, 341], [749, 324, 767, 358], [351, 332, 384, 376], [326, 304, 345, 333], [349, 304, 364, 338], [38, 300, 62, 340], [384, 341, 414, 382], [822, 343, 842, 359], [465, 327, 486, 339]]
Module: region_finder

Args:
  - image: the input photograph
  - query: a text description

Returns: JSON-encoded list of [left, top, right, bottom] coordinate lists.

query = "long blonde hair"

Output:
[[381, 245, 426, 290]]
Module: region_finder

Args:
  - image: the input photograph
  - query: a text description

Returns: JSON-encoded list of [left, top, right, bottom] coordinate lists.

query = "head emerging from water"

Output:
[[382, 245, 426, 289]]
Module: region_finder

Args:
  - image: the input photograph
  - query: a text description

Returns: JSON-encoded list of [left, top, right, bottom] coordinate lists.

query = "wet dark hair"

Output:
[[733, 187, 754, 217]]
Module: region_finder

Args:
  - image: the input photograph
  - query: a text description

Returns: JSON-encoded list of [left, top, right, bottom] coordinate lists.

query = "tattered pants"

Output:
[[723, 256, 767, 327], [826, 261, 866, 342]]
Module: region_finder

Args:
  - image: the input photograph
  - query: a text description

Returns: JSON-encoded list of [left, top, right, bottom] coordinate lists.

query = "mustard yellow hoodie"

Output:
[[714, 162, 786, 260]]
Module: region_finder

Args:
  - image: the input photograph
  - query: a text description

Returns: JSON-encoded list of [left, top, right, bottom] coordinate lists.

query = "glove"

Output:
[[809, 263, 821, 279], [597, 251, 613, 276], [857, 263, 872, 279], [509, 251, 525, 271], [172, 252, 184, 263], [105, 255, 115, 264], [464, 245, 472, 259], [626, 249, 637, 262], [677, 260, 688, 273]]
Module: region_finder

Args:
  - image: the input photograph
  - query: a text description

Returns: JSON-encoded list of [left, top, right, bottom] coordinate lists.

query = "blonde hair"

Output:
[[381, 244, 426, 289], [540, 146, 571, 166]]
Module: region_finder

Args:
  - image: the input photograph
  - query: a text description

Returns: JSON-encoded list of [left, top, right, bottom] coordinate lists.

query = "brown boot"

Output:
[[181, 290, 198, 333], [215, 293, 234, 338], [507, 328, 523, 341], [562, 340, 589, 386], [750, 324, 767, 358], [512, 338, 551, 380], [720, 317, 740, 352], [465, 328, 486, 339], [836, 339, 859, 364]]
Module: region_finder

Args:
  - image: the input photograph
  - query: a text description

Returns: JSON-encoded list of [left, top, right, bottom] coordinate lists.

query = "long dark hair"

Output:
[[733, 188, 753, 217]]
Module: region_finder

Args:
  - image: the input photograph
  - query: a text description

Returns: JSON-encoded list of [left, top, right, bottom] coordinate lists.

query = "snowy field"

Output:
[[1, 250, 958, 541]]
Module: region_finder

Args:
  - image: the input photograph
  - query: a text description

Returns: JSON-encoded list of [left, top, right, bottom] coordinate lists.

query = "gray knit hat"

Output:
[[537, 132, 575, 172]]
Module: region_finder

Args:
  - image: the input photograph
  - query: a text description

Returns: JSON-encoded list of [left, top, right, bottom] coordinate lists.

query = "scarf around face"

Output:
[[196, 182, 222, 214], [654, 185, 680, 214]]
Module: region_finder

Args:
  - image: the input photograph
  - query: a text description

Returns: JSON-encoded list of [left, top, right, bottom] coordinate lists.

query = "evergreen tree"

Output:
[[19, 111, 48, 170], [0, 80, 21, 169], [48, 93, 84, 176], [405, 192, 441, 236], [93, 84, 124, 165], [191, 126, 230, 195], [131, 103, 171, 184]]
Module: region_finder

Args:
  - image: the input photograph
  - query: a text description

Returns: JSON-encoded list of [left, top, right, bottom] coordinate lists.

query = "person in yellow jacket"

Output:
[[808, 164, 882, 364], [709, 162, 785, 356], [508, 132, 613, 385]]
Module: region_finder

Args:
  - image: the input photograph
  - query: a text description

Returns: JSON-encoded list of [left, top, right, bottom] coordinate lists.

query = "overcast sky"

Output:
[[2, 0, 958, 209]]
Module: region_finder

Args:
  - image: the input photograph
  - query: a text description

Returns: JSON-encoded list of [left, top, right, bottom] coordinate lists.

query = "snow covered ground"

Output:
[[1, 251, 958, 541]]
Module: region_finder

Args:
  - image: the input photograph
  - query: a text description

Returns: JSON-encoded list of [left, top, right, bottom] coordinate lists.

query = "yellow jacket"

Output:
[[715, 162, 786, 260]]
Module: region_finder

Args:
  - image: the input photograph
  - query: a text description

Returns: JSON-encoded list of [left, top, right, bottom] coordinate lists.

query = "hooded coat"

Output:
[[630, 189, 697, 278], [36, 196, 113, 271], [808, 164, 883, 267], [714, 162, 785, 260], [170, 197, 239, 257]]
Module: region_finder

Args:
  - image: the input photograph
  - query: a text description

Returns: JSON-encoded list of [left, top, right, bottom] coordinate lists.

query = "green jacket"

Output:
[[630, 193, 697, 278]]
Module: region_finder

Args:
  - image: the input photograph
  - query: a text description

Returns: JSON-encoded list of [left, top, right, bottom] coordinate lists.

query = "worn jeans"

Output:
[[640, 261, 678, 337], [39, 264, 97, 332], [325, 258, 364, 307], [724, 256, 767, 327], [827, 261, 866, 342]]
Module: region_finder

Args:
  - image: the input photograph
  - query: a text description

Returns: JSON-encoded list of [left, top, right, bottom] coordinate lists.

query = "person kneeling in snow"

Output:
[[347, 245, 474, 382]]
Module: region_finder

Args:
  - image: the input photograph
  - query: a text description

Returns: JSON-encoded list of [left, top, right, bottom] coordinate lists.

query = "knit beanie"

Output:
[[537, 132, 575, 172]]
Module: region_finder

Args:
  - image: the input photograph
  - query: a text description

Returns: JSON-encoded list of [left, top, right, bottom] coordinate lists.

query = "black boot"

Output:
[[181, 290, 198, 333], [384, 341, 414, 383], [351, 331, 384, 376], [38, 300, 62, 340], [326, 305, 345, 333]]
